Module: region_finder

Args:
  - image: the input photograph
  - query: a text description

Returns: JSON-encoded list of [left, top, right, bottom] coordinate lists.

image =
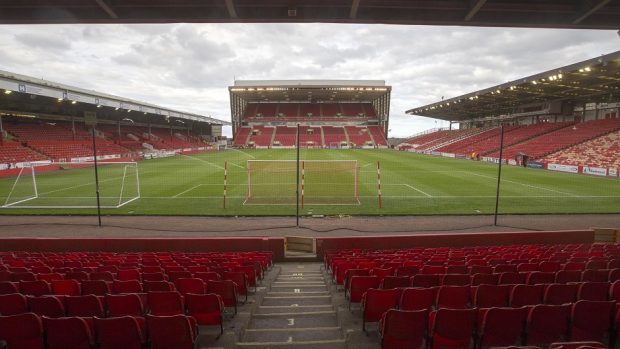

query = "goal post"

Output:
[[244, 160, 359, 206], [2, 161, 140, 209]]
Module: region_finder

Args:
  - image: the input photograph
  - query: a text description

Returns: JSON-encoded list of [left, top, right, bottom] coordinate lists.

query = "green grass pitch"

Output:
[[0, 148, 618, 216]]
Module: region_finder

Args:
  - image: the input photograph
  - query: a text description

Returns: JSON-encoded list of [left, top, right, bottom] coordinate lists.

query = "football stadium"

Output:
[[1, 1, 620, 349]]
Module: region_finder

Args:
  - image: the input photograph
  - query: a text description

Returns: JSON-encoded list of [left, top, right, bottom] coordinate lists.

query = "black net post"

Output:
[[91, 127, 102, 227], [296, 123, 300, 227]]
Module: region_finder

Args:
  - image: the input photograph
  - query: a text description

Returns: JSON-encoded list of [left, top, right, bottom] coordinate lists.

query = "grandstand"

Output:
[[404, 50, 620, 172], [0, 70, 228, 174], [229, 80, 390, 149]]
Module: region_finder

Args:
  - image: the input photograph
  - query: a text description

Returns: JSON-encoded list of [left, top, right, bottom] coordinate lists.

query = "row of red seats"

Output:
[[0, 312, 201, 349], [378, 301, 613, 349], [349, 281, 620, 311]]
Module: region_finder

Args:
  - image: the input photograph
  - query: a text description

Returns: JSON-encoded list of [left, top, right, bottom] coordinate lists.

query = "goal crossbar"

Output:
[[2, 161, 140, 209]]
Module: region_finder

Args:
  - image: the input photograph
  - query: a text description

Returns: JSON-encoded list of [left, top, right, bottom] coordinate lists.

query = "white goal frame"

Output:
[[244, 159, 360, 206], [2, 161, 141, 209]]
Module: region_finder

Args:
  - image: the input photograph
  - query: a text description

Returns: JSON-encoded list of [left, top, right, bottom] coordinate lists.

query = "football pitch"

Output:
[[0, 149, 619, 216]]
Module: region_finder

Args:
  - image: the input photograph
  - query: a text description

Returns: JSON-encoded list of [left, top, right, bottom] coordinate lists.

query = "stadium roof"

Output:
[[0, 70, 229, 125], [230, 80, 390, 103], [0, 0, 618, 29], [406, 50, 620, 122]]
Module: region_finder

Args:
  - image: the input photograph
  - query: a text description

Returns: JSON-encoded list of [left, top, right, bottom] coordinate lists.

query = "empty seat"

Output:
[[441, 274, 470, 286], [473, 284, 510, 308], [527, 272, 556, 285], [0, 293, 28, 315], [380, 276, 410, 289], [222, 271, 248, 303], [105, 293, 144, 318], [51, 279, 81, 296], [577, 282, 609, 301], [411, 274, 441, 288], [395, 266, 419, 277], [0, 281, 19, 294], [207, 280, 238, 314], [361, 288, 400, 331], [94, 316, 145, 349], [143, 280, 175, 292], [436, 285, 470, 309], [400, 287, 437, 311], [146, 315, 197, 349], [471, 273, 499, 286], [548, 341, 607, 349], [556, 270, 582, 284], [582, 269, 609, 282], [44, 316, 94, 349], [499, 272, 527, 285], [174, 278, 206, 296], [80, 280, 110, 296], [0, 313, 45, 349], [348, 276, 380, 310], [147, 291, 184, 316], [113, 280, 143, 294], [510, 284, 544, 307], [429, 308, 476, 349], [570, 300, 614, 343], [185, 293, 224, 335], [19, 280, 51, 296], [116, 269, 141, 281], [89, 272, 114, 282], [28, 295, 65, 318], [65, 295, 104, 317], [525, 304, 570, 347], [379, 309, 427, 349], [344, 269, 371, 294], [478, 307, 528, 348], [544, 284, 577, 305]]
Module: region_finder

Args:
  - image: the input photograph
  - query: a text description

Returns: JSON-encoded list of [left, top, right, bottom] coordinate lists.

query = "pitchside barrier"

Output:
[[2, 161, 140, 209]]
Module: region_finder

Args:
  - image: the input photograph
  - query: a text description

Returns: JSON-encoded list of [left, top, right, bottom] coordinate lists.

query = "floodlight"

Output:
[[3, 90, 12, 95]]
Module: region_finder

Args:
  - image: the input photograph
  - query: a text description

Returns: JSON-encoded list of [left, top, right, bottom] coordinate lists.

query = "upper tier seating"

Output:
[[242, 103, 378, 121], [4, 121, 90, 141], [488, 119, 620, 160], [436, 126, 517, 154], [544, 129, 620, 168]]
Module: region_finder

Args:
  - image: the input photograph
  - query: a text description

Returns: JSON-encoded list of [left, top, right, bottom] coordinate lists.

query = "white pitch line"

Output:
[[38, 176, 122, 196], [466, 171, 579, 197], [229, 148, 256, 159], [403, 184, 433, 197], [172, 184, 203, 198], [228, 162, 245, 169], [181, 154, 224, 170]]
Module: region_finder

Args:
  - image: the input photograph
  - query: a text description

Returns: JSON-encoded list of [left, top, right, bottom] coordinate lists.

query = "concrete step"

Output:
[[242, 327, 344, 342], [236, 339, 346, 349], [273, 281, 327, 285], [270, 285, 328, 292], [267, 291, 330, 296], [248, 311, 338, 329], [261, 295, 332, 306], [279, 272, 323, 277], [255, 305, 333, 314], [277, 276, 326, 282]]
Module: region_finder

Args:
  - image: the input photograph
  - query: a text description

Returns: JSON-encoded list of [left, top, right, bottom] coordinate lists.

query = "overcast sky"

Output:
[[0, 23, 618, 138]]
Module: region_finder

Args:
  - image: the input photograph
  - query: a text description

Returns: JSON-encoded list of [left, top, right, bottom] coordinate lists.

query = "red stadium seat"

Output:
[[361, 288, 400, 331], [478, 307, 527, 348], [43, 316, 94, 349], [0, 313, 45, 349], [379, 309, 427, 349], [185, 293, 225, 335], [146, 315, 197, 349], [429, 308, 476, 349], [94, 316, 145, 349], [570, 300, 614, 343], [525, 304, 571, 347], [0, 293, 28, 315], [400, 287, 437, 311]]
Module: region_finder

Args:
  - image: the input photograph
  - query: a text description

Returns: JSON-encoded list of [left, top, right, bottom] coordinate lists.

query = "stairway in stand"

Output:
[[237, 262, 346, 349]]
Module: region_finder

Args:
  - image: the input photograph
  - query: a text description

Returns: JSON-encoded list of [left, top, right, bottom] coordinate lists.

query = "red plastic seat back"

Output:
[[577, 282, 610, 301], [28, 295, 65, 318], [146, 315, 197, 349], [0, 313, 45, 349], [80, 280, 111, 296], [349, 276, 380, 303], [436, 285, 470, 309], [362, 288, 400, 323], [380, 309, 427, 349], [430, 308, 476, 349], [478, 307, 527, 348], [185, 293, 224, 326], [174, 278, 206, 296], [113, 280, 143, 294], [525, 304, 570, 347], [570, 300, 614, 342], [510, 284, 544, 307], [473, 284, 510, 308], [0, 293, 28, 315], [147, 291, 184, 316], [44, 316, 94, 349], [65, 295, 104, 317], [105, 293, 144, 317], [51, 280, 81, 296], [206, 280, 237, 307], [19, 280, 51, 296], [400, 287, 437, 311], [95, 316, 145, 349], [544, 284, 577, 305]]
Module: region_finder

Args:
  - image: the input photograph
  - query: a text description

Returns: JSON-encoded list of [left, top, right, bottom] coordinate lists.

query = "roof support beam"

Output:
[[225, 0, 238, 19], [94, 0, 118, 19], [465, 0, 488, 21], [350, 0, 361, 19], [573, 0, 611, 24]]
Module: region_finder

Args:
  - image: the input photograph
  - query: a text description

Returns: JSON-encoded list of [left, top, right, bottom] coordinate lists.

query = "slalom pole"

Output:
[[223, 161, 228, 209], [377, 161, 382, 208]]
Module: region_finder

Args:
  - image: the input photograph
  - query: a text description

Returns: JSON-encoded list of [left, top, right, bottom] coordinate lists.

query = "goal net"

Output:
[[2, 162, 140, 209], [244, 160, 359, 206]]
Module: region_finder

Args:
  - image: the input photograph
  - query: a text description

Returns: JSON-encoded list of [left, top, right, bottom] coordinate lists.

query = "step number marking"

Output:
[[294, 288, 300, 293], [293, 273, 303, 276], [291, 304, 299, 307], [288, 318, 295, 326], [287, 336, 293, 343]]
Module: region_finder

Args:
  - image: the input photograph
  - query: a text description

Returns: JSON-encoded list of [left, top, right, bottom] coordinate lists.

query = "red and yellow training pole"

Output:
[[377, 161, 382, 208], [223, 161, 228, 209]]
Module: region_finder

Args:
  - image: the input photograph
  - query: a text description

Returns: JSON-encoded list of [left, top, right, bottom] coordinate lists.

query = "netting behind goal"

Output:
[[245, 160, 359, 205], [2, 162, 140, 209]]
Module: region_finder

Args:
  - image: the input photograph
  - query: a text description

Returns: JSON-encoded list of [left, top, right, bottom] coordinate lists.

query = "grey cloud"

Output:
[[14, 32, 72, 52]]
